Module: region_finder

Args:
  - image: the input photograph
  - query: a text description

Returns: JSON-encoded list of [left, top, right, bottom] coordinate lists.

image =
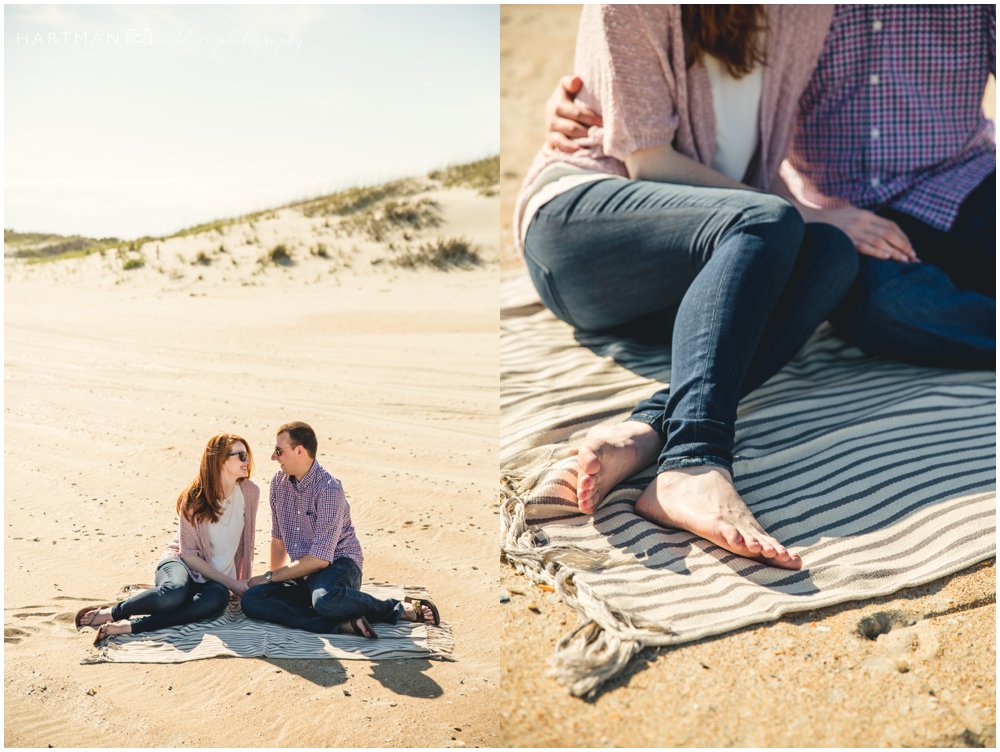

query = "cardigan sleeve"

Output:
[[576, 4, 681, 164], [176, 510, 208, 583], [234, 480, 259, 581]]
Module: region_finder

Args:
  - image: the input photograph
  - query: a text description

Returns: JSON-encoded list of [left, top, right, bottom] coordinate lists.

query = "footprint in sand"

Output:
[[855, 609, 940, 674], [6, 599, 103, 639], [5, 626, 37, 643]]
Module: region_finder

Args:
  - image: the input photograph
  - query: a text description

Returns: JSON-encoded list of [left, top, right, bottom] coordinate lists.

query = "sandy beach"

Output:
[[4, 172, 501, 747], [499, 5, 996, 747]]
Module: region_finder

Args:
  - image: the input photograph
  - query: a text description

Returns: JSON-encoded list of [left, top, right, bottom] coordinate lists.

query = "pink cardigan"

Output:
[[160, 479, 259, 583], [514, 4, 833, 248]]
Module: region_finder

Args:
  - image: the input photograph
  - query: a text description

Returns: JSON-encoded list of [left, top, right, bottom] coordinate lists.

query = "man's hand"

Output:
[[230, 579, 251, 596], [804, 205, 919, 263], [545, 75, 603, 153], [246, 575, 268, 589]]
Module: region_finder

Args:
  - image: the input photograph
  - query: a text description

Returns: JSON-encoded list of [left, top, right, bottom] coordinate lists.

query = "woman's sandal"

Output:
[[93, 623, 112, 648], [75, 606, 105, 631], [404, 596, 441, 626]]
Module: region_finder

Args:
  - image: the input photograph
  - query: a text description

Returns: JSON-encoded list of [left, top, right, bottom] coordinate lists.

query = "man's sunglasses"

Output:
[[228, 450, 249, 462], [273, 445, 298, 457]]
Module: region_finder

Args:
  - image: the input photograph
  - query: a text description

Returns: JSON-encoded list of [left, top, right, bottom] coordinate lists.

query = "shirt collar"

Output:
[[288, 459, 321, 492]]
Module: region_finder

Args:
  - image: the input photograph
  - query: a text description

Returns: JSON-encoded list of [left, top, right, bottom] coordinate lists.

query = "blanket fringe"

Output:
[[501, 475, 674, 698], [552, 621, 644, 699]]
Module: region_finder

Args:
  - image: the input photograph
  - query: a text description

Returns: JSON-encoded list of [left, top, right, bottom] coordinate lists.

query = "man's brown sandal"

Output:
[[404, 596, 440, 626], [348, 616, 378, 640]]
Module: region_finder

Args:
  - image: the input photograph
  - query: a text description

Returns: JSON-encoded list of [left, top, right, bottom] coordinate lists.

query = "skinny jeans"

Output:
[[110, 558, 230, 635], [241, 557, 403, 634], [523, 179, 859, 473]]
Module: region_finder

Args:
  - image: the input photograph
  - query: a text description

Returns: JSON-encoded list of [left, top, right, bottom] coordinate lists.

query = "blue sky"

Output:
[[4, 5, 499, 239]]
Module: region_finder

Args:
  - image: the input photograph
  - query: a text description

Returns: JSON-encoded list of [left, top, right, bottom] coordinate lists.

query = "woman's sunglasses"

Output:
[[227, 450, 249, 462]]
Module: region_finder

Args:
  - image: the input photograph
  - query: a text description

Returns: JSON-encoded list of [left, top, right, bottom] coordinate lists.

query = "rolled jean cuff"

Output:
[[656, 455, 733, 475], [626, 412, 663, 434]]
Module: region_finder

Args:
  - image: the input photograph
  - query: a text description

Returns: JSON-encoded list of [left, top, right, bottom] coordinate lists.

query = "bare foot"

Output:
[[576, 421, 663, 514], [102, 620, 133, 637], [400, 602, 435, 623], [94, 620, 132, 646], [634, 466, 802, 570]]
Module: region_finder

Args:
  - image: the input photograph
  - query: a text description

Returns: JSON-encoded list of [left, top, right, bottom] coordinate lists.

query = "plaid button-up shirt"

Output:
[[786, 4, 995, 230], [269, 460, 363, 569]]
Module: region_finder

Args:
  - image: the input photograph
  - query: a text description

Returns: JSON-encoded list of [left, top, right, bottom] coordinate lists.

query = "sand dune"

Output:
[[4, 169, 500, 747]]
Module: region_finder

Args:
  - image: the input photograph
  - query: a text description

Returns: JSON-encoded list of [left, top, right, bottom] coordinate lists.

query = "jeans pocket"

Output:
[[523, 244, 576, 328]]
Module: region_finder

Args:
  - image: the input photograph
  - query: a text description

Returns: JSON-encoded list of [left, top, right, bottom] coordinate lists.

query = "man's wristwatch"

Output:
[[264, 570, 273, 583]]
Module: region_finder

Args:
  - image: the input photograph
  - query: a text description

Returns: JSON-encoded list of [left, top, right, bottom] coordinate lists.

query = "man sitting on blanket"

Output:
[[541, 5, 996, 522], [241, 421, 438, 638]]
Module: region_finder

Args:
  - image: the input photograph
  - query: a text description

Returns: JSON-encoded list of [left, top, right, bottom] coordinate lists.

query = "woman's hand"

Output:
[[545, 75, 603, 153], [801, 205, 919, 263], [230, 579, 251, 596]]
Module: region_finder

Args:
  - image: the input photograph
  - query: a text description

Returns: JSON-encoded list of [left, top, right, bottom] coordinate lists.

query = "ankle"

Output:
[[659, 464, 733, 485]]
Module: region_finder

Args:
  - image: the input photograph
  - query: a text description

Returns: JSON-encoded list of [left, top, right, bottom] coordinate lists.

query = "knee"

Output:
[[157, 579, 191, 611], [311, 583, 348, 616], [747, 195, 803, 233], [807, 223, 859, 290], [733, 196, 804, 256]]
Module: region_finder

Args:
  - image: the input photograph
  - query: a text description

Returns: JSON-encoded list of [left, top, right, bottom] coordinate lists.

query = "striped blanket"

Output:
[[82, 583, 453, 664], [500, 270, 996, 698]]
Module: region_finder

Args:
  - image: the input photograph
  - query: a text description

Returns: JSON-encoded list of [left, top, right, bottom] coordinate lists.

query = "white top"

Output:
[[208, 483, 245, 580], [703, 55, 763, 182]]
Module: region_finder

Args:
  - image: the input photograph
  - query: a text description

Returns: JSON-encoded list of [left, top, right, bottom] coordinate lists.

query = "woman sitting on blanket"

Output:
[[514, 5, 857, 569], [75, 434, 261, 645]]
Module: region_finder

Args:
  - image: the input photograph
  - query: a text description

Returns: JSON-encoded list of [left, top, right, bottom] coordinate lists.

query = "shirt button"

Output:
[[870, 177, 881, 187], [871, 128, 880, 139], [872, 20, 883, 31], [869, 74, 880, 85]]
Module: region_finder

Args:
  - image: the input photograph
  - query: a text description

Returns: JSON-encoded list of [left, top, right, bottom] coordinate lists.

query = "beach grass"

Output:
[[387, 236, 482, 270], [429, 156, 499, 196], [339, 197, 442, 242], [5, 230, 123, 263], [292, 178, 423, 219], [259, 243, 294, 266]]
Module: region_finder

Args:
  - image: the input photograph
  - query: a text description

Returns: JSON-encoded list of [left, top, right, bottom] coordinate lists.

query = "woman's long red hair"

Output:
[[176, 434, 253, 525], [682, 5, 768, 78]]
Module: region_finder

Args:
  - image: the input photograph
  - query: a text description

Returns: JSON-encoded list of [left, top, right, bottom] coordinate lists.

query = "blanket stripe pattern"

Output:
[[82, 583, 453, 664], [500, 272, 996, 698]]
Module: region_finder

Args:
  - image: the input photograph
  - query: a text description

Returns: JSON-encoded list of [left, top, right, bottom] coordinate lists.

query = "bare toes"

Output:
[[742, 534, 763, 554], [577, 447, 601, 475], [720, 523, 744, 550]]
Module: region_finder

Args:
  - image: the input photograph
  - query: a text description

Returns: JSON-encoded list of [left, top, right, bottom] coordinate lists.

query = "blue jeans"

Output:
[[830, 172, 995, 368], [523, 179, 858, 473], [111, 559, 230, 635], [241, 557, 403, 634]]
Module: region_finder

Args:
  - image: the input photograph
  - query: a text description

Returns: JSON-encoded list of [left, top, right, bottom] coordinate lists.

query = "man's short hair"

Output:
[[278, 421, 318, 458]]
